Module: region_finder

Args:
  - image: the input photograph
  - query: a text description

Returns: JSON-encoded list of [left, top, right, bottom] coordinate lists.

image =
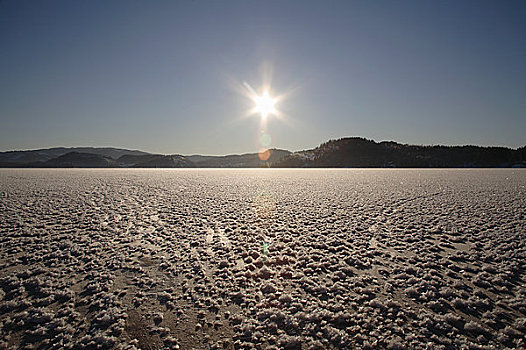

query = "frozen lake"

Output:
[[1, 169, 525, 349]]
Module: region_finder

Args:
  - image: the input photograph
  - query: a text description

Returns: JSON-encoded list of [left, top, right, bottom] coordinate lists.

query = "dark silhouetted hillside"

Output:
[[0, 147, 150, 165], [117, 154, 193, 168], [42, 152, 118, 168], [272, 137, 526, 168], [187, 149, 290, 168], [0, 141, 524, 168]]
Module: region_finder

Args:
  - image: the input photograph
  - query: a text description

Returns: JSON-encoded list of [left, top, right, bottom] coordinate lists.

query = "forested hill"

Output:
[[272, 137, 526, 168], [1, 139, 524, 168]]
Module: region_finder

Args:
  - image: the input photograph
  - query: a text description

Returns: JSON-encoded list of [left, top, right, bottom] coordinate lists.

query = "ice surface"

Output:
[[0, 169, 525, 349]]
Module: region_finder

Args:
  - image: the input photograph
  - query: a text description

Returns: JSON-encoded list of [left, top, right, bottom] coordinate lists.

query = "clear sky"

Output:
[[1, 0, 525, 154]]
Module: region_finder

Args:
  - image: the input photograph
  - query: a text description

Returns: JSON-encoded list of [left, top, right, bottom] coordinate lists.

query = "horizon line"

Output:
[[1, 137, 524, 155]]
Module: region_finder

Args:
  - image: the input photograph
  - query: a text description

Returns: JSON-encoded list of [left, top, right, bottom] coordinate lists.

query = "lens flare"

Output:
[[258, 148, 271, 161], [259, 133, 272, 147], [262, 241, 270, 256]]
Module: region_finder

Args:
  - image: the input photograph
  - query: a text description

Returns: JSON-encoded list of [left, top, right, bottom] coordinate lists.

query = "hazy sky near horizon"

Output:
[[1, 0, 525, 154]]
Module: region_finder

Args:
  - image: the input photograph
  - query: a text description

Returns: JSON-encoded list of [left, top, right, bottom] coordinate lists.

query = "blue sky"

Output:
[[1, 0, 525, 154]]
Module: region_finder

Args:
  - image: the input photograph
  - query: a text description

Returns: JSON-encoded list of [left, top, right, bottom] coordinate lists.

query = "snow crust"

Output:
[[0, 169, 525, 349]]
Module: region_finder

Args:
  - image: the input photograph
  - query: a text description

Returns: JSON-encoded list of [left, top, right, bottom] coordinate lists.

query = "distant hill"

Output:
[[0, 147, 290, 168], [42, 152, 119, 168], [117, 154, 193, 168], [187, 149, 291, 168], [0, 140, 524, 168], [0, 147, 150, 165], [272, 137, 526, 168]]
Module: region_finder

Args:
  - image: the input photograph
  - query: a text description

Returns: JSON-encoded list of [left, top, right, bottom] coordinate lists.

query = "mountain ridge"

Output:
[[272, 137, 526, 168], [1, 138, 525, 168], [0, 147, 150, 164]]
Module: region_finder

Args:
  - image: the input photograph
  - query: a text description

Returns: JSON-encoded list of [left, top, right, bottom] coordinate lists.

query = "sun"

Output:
[[242, 81, 282, 122], [253, 91, 277, 120]]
